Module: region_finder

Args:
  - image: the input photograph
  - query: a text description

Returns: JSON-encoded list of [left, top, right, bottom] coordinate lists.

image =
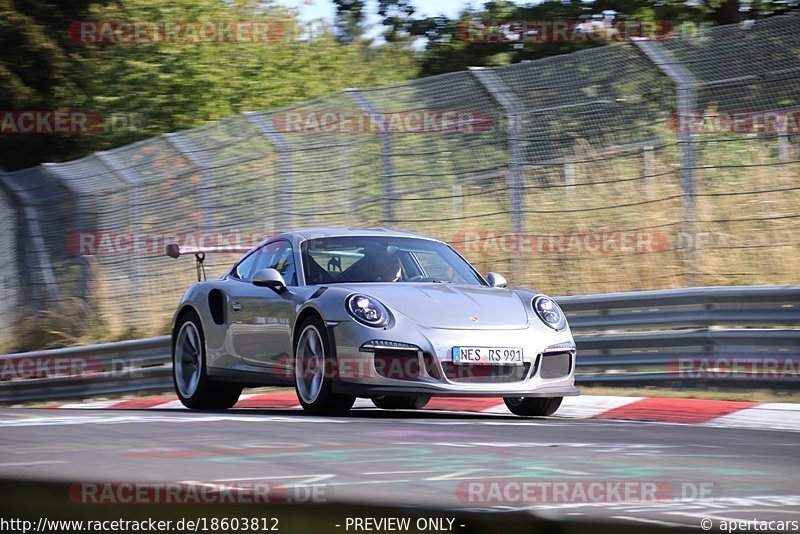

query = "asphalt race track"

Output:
[[1, 404, 799, 530]]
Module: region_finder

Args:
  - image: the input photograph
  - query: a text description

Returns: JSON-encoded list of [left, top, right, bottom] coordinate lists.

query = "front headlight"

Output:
[[533, 295, 567, 330], [346, 294, 390, 327]]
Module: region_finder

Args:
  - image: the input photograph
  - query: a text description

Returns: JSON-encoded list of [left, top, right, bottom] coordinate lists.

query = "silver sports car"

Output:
[[167, 228, 578, 416]]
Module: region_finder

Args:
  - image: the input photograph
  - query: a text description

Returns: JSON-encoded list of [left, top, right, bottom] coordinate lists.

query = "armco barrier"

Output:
[[0, 337, 171, 403], [1, 286, 798, 403], [562, 285, 800, 388]]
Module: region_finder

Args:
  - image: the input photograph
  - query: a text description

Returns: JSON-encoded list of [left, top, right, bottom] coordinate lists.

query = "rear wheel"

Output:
[[173, 310, 242, 409], [503, 396, 562, 417], [294, 316, 356, 415], [371, 395, 430, 410]]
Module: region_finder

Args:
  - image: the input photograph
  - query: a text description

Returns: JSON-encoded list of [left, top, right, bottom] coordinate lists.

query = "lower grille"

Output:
[[540, 351, 572, 379], [441, 362, 531, 383], [374, 350, 421, 380]]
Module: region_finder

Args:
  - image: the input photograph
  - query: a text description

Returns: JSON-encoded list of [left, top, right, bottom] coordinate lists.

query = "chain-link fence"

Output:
[[1, 14, 798, 350]]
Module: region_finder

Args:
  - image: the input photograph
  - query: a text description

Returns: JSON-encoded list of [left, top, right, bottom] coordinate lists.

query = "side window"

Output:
[[253, 241, 297, 286], [232, 251, 260, 280], [414, 251, 452, 279]]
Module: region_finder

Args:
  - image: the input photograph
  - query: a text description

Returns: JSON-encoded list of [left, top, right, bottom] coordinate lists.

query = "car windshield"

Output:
[[301, 236, 486, 286]]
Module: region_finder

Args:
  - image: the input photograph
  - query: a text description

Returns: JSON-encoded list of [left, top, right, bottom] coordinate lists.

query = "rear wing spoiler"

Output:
[[165, 243, 253, 259], [166, 243, 255, 281]]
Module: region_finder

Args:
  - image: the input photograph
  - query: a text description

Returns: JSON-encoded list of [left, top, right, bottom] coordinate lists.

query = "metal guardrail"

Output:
[[560, 285, 800, 331], [1, 286, 798, 403], [561, 285, 800, 388], [0, 337, 172, 403]]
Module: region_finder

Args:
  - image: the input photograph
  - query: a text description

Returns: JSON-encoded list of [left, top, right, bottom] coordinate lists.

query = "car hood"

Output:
[[336, 283, 529, 329]]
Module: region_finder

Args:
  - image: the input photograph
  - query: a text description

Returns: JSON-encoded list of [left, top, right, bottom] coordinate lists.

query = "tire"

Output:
[[294, 316, 356, 415], [371, 395, 431, 410], [503, 396, 563, 417], [172, 309, 242, 409]]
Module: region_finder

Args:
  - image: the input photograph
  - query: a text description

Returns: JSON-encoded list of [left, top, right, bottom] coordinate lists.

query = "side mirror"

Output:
[[486, 272, 508, 288], [252, 268, 287, 293]]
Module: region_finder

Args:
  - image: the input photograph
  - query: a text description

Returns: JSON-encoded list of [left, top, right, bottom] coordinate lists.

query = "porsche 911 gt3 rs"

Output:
[[168, 228, 578, 416]]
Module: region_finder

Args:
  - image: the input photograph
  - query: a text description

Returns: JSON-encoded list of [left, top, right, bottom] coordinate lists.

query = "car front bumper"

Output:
[[329, 317, 578, 398]]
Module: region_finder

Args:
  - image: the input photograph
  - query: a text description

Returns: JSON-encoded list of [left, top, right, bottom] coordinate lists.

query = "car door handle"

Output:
[[231, 301, 242, 312]]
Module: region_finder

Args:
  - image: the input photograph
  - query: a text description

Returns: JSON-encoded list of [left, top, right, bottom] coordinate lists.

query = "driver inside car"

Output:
[[374, 253, 402, 282]]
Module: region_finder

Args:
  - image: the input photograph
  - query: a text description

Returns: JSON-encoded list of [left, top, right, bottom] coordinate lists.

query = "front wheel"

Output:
[[294, 316, 356, 415], [371, 395, 430, 410], [503, 396, 563, 417], [173, 310, 242, 409]]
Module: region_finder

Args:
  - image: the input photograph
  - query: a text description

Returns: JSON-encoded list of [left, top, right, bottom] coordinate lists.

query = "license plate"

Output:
[[452, 346, 524, 365]]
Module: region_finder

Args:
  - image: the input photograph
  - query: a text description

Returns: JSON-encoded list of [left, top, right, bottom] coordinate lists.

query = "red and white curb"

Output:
[[39, 393, 800, 432]]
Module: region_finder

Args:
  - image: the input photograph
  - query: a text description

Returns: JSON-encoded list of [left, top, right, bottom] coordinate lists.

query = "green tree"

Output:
[[333, 0, 367, 42], [0, 0, 111, 170], [1, 0, 418, 169], [333, 0, 799, 76]]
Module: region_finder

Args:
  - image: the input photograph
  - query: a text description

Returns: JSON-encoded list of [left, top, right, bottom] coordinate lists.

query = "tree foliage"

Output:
[[362, 0, 800, 75], [1, 0, 418, 170], [0, 0, 110, 169]]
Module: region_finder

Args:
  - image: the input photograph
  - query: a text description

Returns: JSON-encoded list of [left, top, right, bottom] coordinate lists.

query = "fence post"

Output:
[[164, 132, 213, 232], [469, 67, 526, 282], [243, 112, 294, 230], [345, 89, 395, 226], [452, 183, 463, 217], [96, 151, 144, 293], [635, 41, 698, 286], [0, 173, 59, 306], [564, 162, 576, 193], [777, 112, 791, 165], [0, 173, 32, 311], [40, 164, 90, 310], [643, 145, 655, 197]]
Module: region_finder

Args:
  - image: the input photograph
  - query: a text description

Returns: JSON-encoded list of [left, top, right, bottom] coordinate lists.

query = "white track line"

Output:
[[0, 460, 67, 467]]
